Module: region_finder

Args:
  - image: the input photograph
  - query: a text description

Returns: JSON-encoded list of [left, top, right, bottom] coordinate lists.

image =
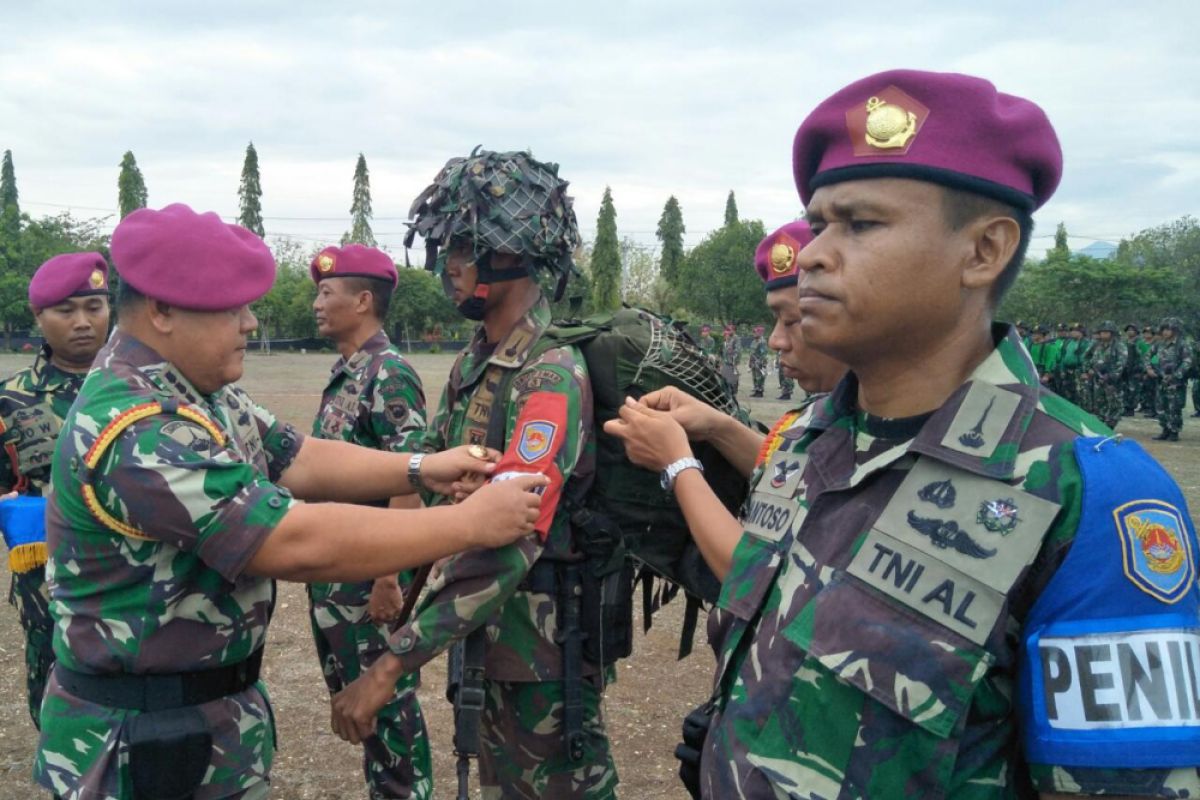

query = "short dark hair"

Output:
[[941, 187, 1033, 304], [115, 278, 147, 313], [341, 276, 393, 321]]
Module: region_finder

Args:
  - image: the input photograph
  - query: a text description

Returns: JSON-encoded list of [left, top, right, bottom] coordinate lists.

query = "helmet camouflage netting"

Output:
[[405, 146, 580, 278]]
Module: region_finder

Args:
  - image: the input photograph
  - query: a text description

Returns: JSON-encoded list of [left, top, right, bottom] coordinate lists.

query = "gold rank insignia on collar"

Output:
[[845, 85, 929, 157], [89, 269, 106, 289], [317, 253, 336, 273]]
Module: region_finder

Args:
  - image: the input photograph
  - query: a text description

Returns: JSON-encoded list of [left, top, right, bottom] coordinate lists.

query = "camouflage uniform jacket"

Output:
[[310, 329, 425, 602], [699, 333, 717, 358], [0, 345, 85, 500], [389, 297, 596, 681], [722, 334, 742, 367], [34, 330, 304, 800], [748, 336, 768, 370], [701, 326, 1200, 799], [1154, 339, 1192, 381], [1083, 338, 1127, 384]]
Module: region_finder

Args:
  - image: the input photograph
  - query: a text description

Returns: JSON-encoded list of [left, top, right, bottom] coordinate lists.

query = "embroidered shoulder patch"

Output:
[[1113, 499, 1196, 604], [516, 420, 557, 464]]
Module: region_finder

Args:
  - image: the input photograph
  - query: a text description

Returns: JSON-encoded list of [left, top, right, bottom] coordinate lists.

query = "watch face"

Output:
[[660, 470, 671, 491]]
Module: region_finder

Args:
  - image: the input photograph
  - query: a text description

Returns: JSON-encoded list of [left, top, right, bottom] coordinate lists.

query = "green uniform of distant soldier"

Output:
[[337, 149, 619, 800], [1056, 324, 1086, 405], [1140, 326, 1159, 415], [1151, 317, 1193, 440], [721, 326, 741, 395], [698, 327, 717, 365], [308, 244, 433, 800], [1082, 321, 1127, 429], [748, 327, 768, 398], [1121, 323, 1142, 416], [774, 352, 794, 400]]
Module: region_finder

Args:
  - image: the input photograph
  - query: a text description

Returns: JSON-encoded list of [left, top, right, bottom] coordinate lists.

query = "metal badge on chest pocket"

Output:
[[12, 402, 60, 476], [741, 450, 808, 543]]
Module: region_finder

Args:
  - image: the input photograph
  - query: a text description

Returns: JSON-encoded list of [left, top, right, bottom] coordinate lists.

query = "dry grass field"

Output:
[[1, 349, 1198, 799]]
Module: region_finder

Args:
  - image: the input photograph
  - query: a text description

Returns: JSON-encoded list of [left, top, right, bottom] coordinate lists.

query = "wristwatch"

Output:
[[407, 452, 426, 491], [660, 457, 704, 492]]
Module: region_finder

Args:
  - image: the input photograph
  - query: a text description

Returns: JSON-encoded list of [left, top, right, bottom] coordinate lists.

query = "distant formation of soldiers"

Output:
[[1023, 317, 1197, 440], [695, 323, 792, 400]]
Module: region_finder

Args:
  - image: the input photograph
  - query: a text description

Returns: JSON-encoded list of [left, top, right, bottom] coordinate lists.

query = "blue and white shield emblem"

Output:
[[1112, 499, 1196, 604], [516, 420, 557, 464]]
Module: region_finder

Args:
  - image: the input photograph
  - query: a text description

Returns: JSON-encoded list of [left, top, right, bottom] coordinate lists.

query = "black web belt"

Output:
[[54, 648, 264, 711]]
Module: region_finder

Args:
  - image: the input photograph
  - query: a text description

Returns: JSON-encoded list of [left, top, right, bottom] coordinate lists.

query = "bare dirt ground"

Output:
[[2, 350, 1197, 799]]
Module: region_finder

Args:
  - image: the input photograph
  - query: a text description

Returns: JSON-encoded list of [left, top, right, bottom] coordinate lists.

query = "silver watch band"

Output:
[[661, 456, 704, 492], [407, 452, 426, 491]]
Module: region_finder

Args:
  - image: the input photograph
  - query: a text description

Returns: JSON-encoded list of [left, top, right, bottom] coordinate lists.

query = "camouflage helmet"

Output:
[[1096, 320, 1118, 334], [1160, 316, 1184, 333], [404, 147, 580, 283]]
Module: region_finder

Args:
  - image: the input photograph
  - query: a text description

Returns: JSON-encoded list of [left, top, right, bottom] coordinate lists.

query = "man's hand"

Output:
[[0, 491, 16, 502], [603, 396, 693, 472], [331, 653, 404, 745], [418, 446, 500, 495], [367, 576, 404, 625], [450, 472, 488, 504], [456, 473, 548, 548], [638, 386, 725, 442]]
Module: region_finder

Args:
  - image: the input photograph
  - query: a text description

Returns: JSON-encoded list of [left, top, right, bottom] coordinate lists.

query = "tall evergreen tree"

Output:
[[117, 151, 148, 219], [238, 142, 265, 237], [0, 150, 17, 213], [1050, 222, 1070, 261], [656, 195, 686, 285], [723, 190, 738, 227], [591, 187, 621, 311], [342, 153, 376, 246], [0, 150, 19, 240]]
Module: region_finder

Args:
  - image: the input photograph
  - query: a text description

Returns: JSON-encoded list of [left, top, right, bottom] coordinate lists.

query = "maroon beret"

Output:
[[310, 245, 398, 286], [110, 203, 276, 311], [794, 69, 1062, 211], [754, 221, 815, 290], [29, 252, 109, 309]]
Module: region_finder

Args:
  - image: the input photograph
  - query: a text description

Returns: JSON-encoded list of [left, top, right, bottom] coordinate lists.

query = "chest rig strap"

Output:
[[79, 398, 226, 541]]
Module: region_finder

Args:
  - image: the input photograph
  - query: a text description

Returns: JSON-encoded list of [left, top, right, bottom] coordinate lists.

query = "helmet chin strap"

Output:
[[457, 283, 490, 321], [441, 249, 533, 321]]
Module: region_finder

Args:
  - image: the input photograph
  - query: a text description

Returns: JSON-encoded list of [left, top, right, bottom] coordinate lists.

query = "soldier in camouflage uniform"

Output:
[[616, 70, 1200, 799], [332, 149, 618, 800], [1056, 322, 1087, 408], [721, 323, 741, 395], [1191, 333, 1200, 417], [308, 244, 432, 799], [748, 325, 768, 397], [1139, 325, 1159, 416], [774, 352, 794, 400], [698, 325, 717, 366], [1122, 323, 1142, 416], [1150, 317, 1192, 441], [1081, 320, 1127, 429], [34, 203, 546, 800], [1, 252, 109, 730]]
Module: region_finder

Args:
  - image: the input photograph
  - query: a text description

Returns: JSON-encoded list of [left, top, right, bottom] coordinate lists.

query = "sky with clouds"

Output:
[[2, 0, 1197, 260]]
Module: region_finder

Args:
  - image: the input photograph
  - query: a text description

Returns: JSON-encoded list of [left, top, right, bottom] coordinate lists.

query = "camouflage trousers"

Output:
[[8, 565, 54, 729], [1092, 380, 1123, 429], [1157, 379, 1188, 435], [721, 364, 739, 395], [1140, 375, 1160, 414], [777, 367, 794, 399], [1123, 377, 1140, 414], [308, 582, 432, 800], [750, 365, 766, 394], [1057, 368, 1080, 405], [477, 676, 618, 800]]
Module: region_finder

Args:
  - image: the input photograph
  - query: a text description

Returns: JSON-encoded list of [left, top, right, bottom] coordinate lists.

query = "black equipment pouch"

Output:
[[557, 562, 586, 762], [675, 697, 716, 800], [571, 505, 633, 668], [127, 705, 212, 800]]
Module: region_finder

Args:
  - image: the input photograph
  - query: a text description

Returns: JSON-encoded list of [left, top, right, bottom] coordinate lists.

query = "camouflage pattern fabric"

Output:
[[721, 335, 741, 394], [775, 354, 794, 400], [1082, 337, 1127, 428], [1055, 338, 1085, 404], [35, 330, 303, 799], [0, 345, 85, 728], [1123, 338, 1144, 415], [388, 297, 617, 797], [748, 336, 768, 395], [700, 326, 1200, 799], [1154, 338, 1193, 436], [477, 677, 617, 800], [698, 333, 717, 360], [308, 330, 432, 799]]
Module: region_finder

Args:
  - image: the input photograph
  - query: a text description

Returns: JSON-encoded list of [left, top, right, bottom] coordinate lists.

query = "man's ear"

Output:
[[146, 299, 176, 334], [962, 215, 1020, 292]]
